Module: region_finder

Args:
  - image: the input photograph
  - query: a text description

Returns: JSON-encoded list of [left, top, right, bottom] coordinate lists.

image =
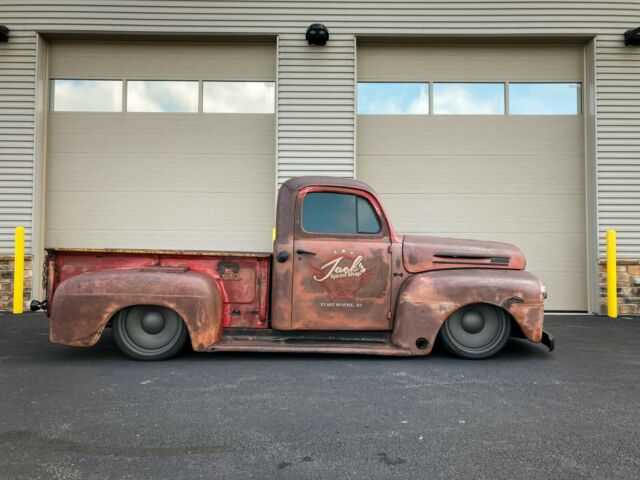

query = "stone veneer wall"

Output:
[[599, 260, 640, 315], [0, 256, 32, 312]]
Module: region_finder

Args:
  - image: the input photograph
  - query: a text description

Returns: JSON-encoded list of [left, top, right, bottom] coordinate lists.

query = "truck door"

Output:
[[291, 187, 392, 330]]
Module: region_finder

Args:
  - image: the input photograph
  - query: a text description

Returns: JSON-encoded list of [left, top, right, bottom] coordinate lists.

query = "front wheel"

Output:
[[113, 305, 188, 361], [439, 304, 511, 359]]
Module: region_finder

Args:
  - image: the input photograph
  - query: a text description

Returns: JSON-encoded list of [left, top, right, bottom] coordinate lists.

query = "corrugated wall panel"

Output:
[[0, 1, 638, 258], [596, 33, 640, 258], [277, 33, 355, 184], [0, 30, 35, 253]]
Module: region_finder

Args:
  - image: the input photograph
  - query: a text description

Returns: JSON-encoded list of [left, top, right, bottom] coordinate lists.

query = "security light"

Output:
[[0, 25, 8, 43], [306, 23, 329, 46], [624, 27, 640, 46]]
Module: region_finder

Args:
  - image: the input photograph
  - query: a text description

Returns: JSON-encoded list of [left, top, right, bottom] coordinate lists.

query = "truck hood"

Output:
[[402, 235, 526, 274]]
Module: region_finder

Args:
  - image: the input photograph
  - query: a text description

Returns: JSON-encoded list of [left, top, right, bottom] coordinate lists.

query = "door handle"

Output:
[[296, 249, 316, 255]]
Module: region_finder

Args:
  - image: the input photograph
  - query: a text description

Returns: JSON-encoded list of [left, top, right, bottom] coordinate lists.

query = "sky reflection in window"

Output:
[[433, 83, 504, 115], [127, 81, 198, 112], [509, 83, 581, 115], [203, 82, 275, 113], [50, 80, 122, 112], [358, 83, 429, 114]]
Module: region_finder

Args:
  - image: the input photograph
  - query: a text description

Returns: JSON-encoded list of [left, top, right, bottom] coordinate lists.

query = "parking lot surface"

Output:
[[0, 313, 638, 479]]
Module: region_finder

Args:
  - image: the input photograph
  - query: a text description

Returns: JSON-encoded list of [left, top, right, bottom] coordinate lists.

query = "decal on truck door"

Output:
[[291, 187, 392, 330], [311, 251, 376, 300]]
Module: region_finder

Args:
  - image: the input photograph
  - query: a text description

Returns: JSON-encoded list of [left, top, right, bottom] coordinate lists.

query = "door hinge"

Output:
[[388, 245, 392, 253], [387, 311, 392, 320]]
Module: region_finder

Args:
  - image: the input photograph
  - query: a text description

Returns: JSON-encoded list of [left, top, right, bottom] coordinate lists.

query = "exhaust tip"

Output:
[[29, 300, 47, 312], [541, 330, 555, 352]]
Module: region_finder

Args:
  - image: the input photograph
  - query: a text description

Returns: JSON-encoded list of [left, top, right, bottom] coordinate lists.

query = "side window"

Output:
[[302, 192, 381, 234]]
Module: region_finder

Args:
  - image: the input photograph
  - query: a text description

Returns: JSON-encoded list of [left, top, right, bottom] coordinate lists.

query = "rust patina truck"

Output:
[[31, 177, 553, 361]]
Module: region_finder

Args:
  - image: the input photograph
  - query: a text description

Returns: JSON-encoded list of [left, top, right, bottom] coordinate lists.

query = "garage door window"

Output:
[[127, 81, 199, 112], [509, 83, 581, 115], [433, 83, 505, 115], [357, 83, 429, 114], [50, 80, 122, 112], [203, 81, 274, 113]]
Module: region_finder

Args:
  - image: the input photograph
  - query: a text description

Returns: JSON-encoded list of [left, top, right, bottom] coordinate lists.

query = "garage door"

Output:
[[46, 40, 276, 252], [357, 43, 586, 310]]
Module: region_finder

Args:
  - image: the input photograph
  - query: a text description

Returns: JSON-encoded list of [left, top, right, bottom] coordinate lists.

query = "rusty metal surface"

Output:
[[50, 269, 223, 351], [48, 250, 270, 330], [290, 238, 392, 330], [271, 176, 400, 331], [271, 178, 401, 331], [290, 185, 393, 330], [273, 176, 544, 350], [49, 247, 271, 258], [391, 269, 545, 355], [403, 235, 526, 273], [46, 176, 546, 357]]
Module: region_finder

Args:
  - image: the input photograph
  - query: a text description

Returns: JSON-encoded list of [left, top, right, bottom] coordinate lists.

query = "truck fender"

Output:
[[49, 269, 223, 351], [391, 269, 545, 355]]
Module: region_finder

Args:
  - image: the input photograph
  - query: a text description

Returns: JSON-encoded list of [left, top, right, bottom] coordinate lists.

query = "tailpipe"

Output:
[[541, 330, 555, 351], [29, 299, 48, 312]]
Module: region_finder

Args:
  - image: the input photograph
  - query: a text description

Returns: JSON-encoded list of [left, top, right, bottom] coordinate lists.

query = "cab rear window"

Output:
[[302, 192, 381, 234]]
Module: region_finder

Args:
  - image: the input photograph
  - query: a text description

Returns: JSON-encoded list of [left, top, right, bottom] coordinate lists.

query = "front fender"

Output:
[[391, 269, 544, 355], [50, 269, 223, 351]]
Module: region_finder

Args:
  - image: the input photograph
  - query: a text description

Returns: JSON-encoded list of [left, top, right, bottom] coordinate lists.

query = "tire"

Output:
[[439, 303, 511, 359], [113, 305, 188, 361]]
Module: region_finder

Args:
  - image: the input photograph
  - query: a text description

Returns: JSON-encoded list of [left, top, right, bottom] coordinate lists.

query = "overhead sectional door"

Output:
[[357, 43, 586, 311], [46, 40, 276, 252]]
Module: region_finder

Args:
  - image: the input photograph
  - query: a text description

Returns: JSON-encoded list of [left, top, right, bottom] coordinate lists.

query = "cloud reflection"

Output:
[[509, 83, 580, 115], [51, 80, 122, 112], [127, 81, 199, 113], [203, 82, 274, 113], [357, 83, 428, 114], [433, 83, 504, 115]]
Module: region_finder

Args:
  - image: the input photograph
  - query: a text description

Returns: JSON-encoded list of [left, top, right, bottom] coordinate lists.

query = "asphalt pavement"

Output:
[[0, 312, 638, 480]]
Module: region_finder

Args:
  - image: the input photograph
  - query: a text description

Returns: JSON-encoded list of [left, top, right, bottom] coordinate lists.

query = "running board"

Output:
[[209, 339, 411, 356], [208, 329, 412, 356]]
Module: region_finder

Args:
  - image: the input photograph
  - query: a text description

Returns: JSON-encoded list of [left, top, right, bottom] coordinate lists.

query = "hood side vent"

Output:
[[433, 252, 511, 266]]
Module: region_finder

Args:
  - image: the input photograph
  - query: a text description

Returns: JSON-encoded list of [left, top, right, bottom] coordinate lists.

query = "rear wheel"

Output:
[[113, 305, 188, 361], [440, 303, 511, 359]]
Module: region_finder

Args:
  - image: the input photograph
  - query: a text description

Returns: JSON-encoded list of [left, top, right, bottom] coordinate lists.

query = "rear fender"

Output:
[[49, 269, 223, 351], [391, 269, 544, 355]]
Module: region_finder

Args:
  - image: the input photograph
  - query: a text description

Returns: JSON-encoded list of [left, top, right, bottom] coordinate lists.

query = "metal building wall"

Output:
[[0, 30, 35, 253], [0, 1, 639, 260], [277, 33, 355, 185]]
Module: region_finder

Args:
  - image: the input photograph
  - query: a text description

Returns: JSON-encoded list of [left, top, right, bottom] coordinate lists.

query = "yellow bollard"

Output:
[[13, 226, 25, 314], [606, 229, 617, 318]]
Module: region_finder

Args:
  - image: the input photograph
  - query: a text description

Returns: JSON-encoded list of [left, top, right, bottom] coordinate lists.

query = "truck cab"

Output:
[[35, 176, 552, 361]]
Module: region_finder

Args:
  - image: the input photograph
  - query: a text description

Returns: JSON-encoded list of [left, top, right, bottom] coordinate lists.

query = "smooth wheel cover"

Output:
[[114, 306, 186, 360], [442, 304, 511, 359]]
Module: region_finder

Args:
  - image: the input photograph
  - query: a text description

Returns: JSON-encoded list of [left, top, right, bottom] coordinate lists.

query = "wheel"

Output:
[[113, 305, 188, 361], [439, 303, 511, 359]]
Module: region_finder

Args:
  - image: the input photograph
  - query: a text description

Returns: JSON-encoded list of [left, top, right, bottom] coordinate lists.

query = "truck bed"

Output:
[[46, 248, 271, 329]]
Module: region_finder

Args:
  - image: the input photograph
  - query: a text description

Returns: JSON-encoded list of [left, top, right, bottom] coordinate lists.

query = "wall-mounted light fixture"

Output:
[[0, 25, 8, 43], [624, 27, 640, 46], [306, 23, 329, 46]]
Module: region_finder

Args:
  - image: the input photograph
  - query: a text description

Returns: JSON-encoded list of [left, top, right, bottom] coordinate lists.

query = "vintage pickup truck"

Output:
[[31, 177, 553, 361]]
